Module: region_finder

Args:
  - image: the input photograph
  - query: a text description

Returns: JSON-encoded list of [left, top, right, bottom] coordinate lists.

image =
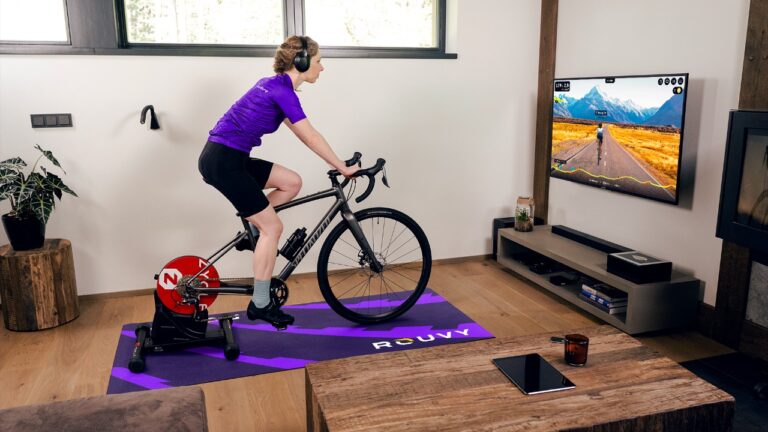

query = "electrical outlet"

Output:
[[31, 113, 72, 128]]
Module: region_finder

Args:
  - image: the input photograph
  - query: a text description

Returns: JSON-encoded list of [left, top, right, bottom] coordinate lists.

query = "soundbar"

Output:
[[551, 225, 633, 254]]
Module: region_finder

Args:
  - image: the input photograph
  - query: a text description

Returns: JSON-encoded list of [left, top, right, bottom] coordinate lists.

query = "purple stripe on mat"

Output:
[[284, 291, 445, 310], [111, 367, 171, 390], [232, 322, 492, 339], [186, 347, 313, 369]]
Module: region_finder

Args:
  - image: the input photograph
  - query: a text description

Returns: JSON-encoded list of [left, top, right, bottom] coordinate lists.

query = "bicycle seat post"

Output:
[[238, 213, 258, 250]]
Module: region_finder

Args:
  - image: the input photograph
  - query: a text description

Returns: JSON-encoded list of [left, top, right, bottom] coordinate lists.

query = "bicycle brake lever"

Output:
[[382, 168, 390, 188]]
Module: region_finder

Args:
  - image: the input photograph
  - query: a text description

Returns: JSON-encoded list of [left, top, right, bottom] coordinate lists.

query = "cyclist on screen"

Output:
[[198, 35, 357, 328], [596, 123, 604, 145]]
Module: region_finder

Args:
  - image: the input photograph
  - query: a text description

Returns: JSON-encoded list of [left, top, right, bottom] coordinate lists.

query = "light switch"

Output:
[[31, 113, 73, 128]]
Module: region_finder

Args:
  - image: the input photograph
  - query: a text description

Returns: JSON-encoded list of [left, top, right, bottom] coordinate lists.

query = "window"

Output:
[[0, 0, 454, 58], [123, 0, 284, 46], [305, 0, 437, 48], [0, 0, 68, 43]]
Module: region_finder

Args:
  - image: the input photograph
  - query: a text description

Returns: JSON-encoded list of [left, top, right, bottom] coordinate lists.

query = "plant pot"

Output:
[[2, 213, 46, 251]]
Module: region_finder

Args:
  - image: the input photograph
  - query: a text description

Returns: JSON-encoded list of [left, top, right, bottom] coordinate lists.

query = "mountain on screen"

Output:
[[554, 85, 683, 128], [642, 93, 685, 127]]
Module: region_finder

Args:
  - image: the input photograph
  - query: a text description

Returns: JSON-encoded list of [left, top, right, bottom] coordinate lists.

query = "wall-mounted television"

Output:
[[550, 73, 689, 204], [716, 110, 768, 254]]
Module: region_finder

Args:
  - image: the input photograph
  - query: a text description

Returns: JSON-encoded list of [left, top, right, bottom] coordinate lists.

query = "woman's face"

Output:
[[303, 51, 324, 83]]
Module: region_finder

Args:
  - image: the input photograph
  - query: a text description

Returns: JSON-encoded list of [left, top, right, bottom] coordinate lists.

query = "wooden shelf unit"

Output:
[[496, 226, 699, 334]]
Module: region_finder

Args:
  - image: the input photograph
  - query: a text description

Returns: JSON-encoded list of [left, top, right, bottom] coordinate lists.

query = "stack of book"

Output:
[[579, 282, 628, 315]]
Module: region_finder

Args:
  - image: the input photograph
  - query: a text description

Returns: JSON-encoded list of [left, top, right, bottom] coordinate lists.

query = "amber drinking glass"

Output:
[[564, 334, 589, 366]]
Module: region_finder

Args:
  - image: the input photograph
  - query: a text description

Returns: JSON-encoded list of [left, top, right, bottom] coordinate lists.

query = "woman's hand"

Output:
[[339, 165, 359, 178]]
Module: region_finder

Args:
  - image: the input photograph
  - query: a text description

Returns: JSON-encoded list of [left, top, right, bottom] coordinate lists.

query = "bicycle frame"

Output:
[[190, 177, 381, 296]]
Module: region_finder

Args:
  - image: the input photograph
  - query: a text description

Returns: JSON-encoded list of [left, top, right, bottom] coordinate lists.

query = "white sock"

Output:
[[251, 279, 271, 308]]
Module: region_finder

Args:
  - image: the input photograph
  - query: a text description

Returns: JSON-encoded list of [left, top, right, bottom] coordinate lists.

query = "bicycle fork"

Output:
[[341, 210, 384, 273]]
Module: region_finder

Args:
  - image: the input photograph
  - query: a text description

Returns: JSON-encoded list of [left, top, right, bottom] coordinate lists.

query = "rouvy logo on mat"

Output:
[[372, 328, 472, 350]]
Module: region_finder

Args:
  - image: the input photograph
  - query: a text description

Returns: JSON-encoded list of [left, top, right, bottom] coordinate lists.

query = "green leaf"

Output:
[[0, 179, 21, 202], [35, 144, 64, 173], [30, 190, 54, 224], [14, 182, 34, 206], [0, 157, 26, 172], [45, 172, 78, 198], [27, 172, 46, 189], [0, 168, 21, 188]]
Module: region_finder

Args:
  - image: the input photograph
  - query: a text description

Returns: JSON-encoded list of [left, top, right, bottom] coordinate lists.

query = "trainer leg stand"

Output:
[[129, 291, 240, 373]]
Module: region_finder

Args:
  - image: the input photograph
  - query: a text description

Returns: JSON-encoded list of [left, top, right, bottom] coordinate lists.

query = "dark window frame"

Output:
[[0, 0, 456, 59]]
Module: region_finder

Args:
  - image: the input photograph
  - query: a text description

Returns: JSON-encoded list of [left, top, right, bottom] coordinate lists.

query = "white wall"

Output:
[[552, 0, 750, 305], [0, 1, 542, 295]]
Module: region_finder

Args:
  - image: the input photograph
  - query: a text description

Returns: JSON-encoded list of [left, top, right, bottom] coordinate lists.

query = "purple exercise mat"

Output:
[[107, 289, 493, 394]]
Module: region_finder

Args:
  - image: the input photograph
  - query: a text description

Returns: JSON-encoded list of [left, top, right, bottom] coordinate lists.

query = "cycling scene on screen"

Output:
[[551, 76, 686, 203]]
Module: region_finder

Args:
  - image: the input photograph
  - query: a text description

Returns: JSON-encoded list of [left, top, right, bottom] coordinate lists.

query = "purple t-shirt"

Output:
[[208, 73, 307, 153]]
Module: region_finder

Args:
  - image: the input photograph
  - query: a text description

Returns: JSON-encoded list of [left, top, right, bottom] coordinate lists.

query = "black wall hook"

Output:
[[140, 105, 160, 130]]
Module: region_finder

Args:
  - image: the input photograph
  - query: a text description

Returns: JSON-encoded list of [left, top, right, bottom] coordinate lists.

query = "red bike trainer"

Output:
[[156, 255, 220, 315]]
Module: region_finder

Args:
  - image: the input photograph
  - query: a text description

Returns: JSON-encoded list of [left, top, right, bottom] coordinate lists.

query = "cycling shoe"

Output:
[[247, 299, 294, 330]]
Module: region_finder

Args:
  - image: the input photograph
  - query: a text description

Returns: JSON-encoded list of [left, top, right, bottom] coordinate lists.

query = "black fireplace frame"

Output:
[[716, 109, 768, 254]]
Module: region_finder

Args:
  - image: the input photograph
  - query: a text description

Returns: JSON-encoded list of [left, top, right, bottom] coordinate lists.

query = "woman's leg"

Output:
[[246, 163, 300, 280], [245, 204, 293, 326], [264, 164, 302, 207], [245, 205, 282, 281]]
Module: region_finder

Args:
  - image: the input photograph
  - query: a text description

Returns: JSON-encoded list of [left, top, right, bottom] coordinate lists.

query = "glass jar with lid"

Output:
[[514, 196, 534, 232]]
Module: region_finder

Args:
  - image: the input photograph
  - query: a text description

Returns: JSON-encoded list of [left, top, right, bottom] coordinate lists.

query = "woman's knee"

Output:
[[267, 165, 302, 195], [247, 209, 283, 238], [286, 172, 302, 195]]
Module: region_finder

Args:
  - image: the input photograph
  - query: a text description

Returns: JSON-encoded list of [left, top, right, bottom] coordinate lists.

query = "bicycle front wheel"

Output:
[[317, 207, 432, 324]]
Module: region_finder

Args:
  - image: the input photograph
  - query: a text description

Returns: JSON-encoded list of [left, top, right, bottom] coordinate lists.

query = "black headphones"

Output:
[[293, 36, 311, 73]]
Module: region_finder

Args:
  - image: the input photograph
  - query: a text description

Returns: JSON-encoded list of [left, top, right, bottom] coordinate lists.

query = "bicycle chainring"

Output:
[[271, 278, 289, 306]]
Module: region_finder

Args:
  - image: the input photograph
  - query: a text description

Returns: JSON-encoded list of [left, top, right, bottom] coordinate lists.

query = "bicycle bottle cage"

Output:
[[279, 228, 307, 260]]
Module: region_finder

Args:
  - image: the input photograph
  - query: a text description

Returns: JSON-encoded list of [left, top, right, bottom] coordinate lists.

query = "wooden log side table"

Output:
[[306, 325, 735, 432], [0, 239, 80, 331]]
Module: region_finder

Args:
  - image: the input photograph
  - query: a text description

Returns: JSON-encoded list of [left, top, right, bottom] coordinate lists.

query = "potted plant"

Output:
[[514, 196, 534, 232], [0, 145, 77, 250]]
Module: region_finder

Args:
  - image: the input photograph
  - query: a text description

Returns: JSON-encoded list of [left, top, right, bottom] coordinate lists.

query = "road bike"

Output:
[[129, 153, 432, 372], [154, 152, 432, 325]]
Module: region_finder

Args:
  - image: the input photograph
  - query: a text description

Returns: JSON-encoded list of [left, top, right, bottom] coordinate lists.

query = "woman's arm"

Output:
[[284, 118, 357, 176]]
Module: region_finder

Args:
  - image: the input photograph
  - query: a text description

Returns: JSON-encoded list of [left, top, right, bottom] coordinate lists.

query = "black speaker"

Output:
[[492, 217, 516, 260], [551, 225, 632, 254], [607, 251, 672, 284], [293, 36, 310, 73]]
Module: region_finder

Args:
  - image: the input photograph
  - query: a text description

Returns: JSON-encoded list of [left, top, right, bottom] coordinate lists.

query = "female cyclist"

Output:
[[198, 36, 357, 328]]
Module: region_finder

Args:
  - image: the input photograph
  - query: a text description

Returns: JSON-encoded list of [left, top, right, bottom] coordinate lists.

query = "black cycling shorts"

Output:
[[198, 141, 274, 218]]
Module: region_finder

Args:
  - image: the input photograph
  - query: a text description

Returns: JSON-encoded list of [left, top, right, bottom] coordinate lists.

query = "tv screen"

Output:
[[550, 73, 688, 204]]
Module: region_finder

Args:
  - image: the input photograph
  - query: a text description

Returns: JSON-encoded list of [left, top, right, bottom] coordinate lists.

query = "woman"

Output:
[[198, 36, 357, 328]]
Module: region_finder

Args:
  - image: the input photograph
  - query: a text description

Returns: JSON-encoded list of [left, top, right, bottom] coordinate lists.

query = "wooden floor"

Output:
[[0, 258, 732, 431]]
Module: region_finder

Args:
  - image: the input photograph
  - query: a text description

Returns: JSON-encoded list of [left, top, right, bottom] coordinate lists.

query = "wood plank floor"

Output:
[[0, 258, 732, 431]]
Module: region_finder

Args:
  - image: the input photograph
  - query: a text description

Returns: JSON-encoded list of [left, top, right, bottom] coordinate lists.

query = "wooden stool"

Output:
[[0, 239, 80, 331]]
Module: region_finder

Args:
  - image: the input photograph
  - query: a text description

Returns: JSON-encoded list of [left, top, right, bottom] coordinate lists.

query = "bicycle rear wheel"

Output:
[[317, 207, 431, 324]]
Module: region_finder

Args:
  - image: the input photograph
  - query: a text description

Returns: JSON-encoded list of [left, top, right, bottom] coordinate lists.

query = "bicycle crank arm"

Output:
[[199, 314, 241, 322], [195, 287, 254, 295]]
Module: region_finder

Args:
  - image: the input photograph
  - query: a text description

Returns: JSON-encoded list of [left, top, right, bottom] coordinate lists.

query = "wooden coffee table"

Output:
[[305, 325, 734, 431]]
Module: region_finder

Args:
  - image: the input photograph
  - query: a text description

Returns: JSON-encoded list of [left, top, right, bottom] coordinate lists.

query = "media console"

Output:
[[496, 225, 700, 334]]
